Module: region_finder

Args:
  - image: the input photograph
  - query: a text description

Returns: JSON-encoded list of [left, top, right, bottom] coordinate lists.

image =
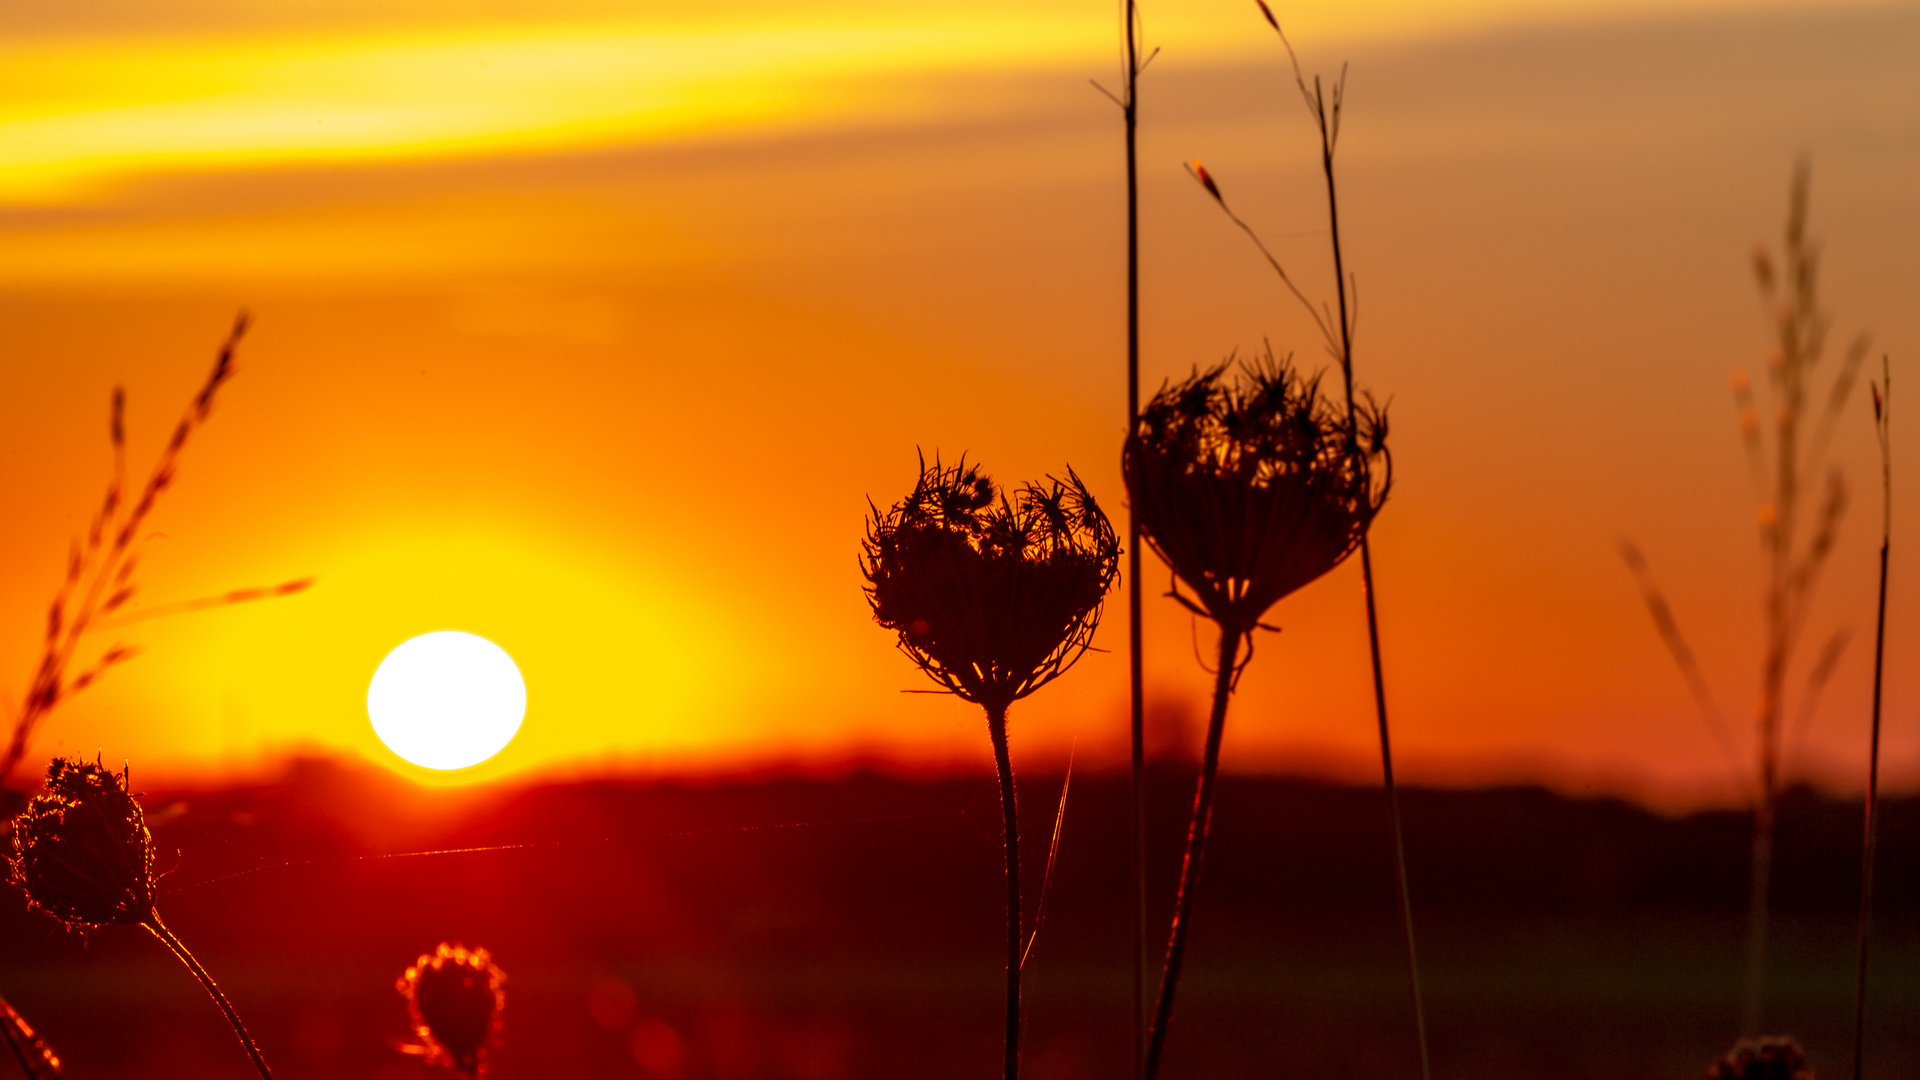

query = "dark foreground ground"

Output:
[[2, 758, 1916, 1079]]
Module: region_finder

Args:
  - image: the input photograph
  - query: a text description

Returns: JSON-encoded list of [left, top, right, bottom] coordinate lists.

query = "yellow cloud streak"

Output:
[[0, 17, 1109, 203], [0, 0, 1806, 205]]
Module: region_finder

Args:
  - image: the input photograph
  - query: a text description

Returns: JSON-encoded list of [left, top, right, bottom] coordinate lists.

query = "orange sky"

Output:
[[1, 0, 1916, 807]]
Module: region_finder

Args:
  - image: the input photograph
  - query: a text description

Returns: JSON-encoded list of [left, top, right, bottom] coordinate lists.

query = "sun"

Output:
[[367, 631, 526, 770]]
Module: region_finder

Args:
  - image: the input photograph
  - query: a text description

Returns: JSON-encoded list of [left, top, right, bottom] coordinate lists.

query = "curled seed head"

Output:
[[863, 456, 1121, 713], [1124, 349, 1389, 635], [397, 944, 506, 1078], [6, 757, 156, 933]]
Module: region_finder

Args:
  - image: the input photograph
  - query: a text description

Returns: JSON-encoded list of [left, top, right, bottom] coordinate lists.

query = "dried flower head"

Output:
[[397, 944, 506, 1077], [1125, 350, 1388, 636], [863, 456, 1121, 714], [6, 757, 155, 932], [1707, 1036, 1812, 1080]]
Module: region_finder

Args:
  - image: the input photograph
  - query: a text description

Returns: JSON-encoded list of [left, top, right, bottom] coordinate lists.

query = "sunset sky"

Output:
[[1, 0, 1915, 808]]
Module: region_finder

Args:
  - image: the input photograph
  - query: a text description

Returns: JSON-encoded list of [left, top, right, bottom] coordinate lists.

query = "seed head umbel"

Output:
[[6, 757, 156, 933], [863, 456, 1121, 714], [1707, 1036, 1813, 1080], [398, 943, 506, 1078], [1124, 350, 1388, 636]]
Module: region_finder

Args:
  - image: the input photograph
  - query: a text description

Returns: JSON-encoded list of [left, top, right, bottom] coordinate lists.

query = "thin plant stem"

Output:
[[143, 912, 276, 1080], [1, 997, 56, 1080], [1122, 1, 1149, 1076], [1744, 810, 1773, 1034], [1302, 50, 1434, 1080], [986, 705, 1022, 1080], [1851, 358, 1891, 1080], [1143, 625, 1242, 1080]]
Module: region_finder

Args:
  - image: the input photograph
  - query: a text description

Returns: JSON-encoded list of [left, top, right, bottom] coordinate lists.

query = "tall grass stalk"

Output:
[[1115, 3, 1152, 1074], [1623, 164, 1870, 1035], [1095, 5, 1155, 1065], [1849, 357, 1891, 1080], [1187, 8, 1431, 1075], [0, 315, 310, 803]]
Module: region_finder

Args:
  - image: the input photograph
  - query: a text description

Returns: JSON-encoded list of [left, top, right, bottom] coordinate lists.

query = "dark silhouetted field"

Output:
[[3, 758, 1915, 1079]]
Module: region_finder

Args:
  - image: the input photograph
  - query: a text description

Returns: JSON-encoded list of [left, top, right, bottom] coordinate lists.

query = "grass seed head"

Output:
[[1125, 350, 1388, 635], [863, 456, 1121, 713], [398, 943, 506, 1078], [5, 757, 155, 933], [1706, 1036, 1812, 1080]]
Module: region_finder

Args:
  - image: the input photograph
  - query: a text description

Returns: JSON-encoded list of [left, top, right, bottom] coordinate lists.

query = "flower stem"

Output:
[[987, 704, 1021, 1080], [144, 912, 275, 1080], [1143, 625, 1241, 1080], [1851, 360, 1891, 1080], [1121, 3, 1148, 1077], [1316, 89, 1433, 1080]]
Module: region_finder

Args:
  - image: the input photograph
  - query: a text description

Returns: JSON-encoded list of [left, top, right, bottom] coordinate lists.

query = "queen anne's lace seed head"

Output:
[[5, 757, 156, 933], [397, 944, 506, 1078], [863, 456, 1120, 714], [1124, 351, 1388, 636]]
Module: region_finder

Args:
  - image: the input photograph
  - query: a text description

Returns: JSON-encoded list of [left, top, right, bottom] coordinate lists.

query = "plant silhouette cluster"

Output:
[[864, 457, 1121, 713], [1126, 352, 1388, 641], [398, 944, 508, 1078]]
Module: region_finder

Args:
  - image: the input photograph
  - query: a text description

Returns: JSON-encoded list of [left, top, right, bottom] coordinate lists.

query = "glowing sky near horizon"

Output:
[[1, 0, 1916, 805]]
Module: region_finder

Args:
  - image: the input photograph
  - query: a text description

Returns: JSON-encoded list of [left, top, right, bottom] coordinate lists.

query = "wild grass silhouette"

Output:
[[0, 315, 311, 808], [1622, 164, 1872, 1038], [1087, 0, 1156, 1068], [1849, 357, 1891, 1080], [862, 455, 1120, 1080]]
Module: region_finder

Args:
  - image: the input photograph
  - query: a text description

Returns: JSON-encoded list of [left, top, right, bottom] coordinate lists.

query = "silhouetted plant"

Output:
[[1622, 164, 1871, 1034], [1709, 1036, 1814, 1080], [1090, 1, 1159, 1065], [1127, 352, 1387, 1078], [397, 944, 507, 1078], [0, 315, 311, 810], [5, 757, 276, 1079], [1850, 357, 1891, 1080], [863, 456, 1120, 1080], [0, 998, 60, 1079], [1184, 12, 1432, 1074]]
